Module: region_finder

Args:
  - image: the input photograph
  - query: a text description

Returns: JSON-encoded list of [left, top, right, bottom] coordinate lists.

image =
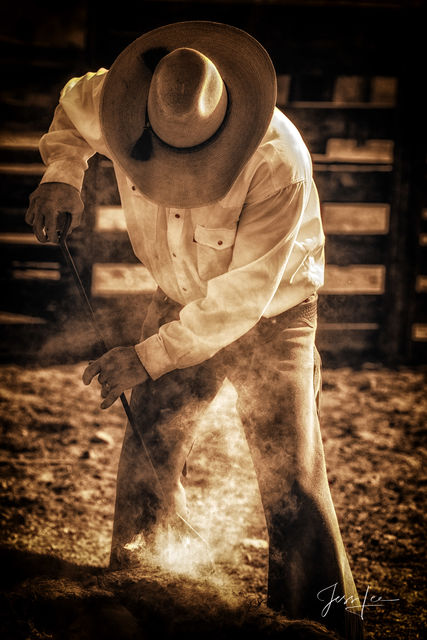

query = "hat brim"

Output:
[[100, 21, 277, 208]]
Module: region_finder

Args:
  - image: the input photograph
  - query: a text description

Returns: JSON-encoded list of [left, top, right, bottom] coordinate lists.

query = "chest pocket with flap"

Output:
[[194, 224, 237, 281]]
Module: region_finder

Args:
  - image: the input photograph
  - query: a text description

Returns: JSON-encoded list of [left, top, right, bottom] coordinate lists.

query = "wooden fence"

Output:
[[1, 1, 425, 364]]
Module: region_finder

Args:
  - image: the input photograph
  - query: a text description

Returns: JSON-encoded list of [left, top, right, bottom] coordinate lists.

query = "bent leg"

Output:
[[110, 362, 219, 567]]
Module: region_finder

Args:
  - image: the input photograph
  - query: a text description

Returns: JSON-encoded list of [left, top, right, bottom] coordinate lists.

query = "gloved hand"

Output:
[[25, 181, 84, 243]]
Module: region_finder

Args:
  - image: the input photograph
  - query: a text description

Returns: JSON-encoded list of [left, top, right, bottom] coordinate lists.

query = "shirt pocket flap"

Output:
[[194, 225, 236, 251]]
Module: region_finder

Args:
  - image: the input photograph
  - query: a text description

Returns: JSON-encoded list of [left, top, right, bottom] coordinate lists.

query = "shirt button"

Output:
[[182, 287, 187, 291], [217, 240, 223, 246], [131, 185, 136, 191], [172, 253, 177, 258], [175, 213, 180, 219]]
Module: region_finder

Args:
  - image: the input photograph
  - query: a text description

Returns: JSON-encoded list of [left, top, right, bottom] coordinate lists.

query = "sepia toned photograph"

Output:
[[0, 2, 425, 639]]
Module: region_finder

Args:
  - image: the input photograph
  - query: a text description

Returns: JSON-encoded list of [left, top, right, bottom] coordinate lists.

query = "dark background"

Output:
[[0, 0, 426, 366]]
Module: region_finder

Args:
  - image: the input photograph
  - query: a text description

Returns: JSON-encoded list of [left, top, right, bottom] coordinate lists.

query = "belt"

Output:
[[259, 294, 318, 328], [155, 288, 317, 329]]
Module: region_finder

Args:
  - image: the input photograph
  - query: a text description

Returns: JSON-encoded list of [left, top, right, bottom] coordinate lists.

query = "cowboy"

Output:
[[26, 22, 362, 639]]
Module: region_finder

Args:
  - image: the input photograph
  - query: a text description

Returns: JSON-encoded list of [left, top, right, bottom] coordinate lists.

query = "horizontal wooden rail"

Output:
[[283, 104, 395, 153]]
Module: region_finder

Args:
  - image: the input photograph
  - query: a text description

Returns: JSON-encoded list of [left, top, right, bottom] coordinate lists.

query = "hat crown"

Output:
[[147, 47, 227, 148]]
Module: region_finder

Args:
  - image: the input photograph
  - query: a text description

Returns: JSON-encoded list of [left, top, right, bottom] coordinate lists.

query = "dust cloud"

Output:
[[0, 361, 425, 639]]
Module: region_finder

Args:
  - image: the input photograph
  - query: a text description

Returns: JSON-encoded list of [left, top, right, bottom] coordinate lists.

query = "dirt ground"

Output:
[[0, 361, 425, 639]]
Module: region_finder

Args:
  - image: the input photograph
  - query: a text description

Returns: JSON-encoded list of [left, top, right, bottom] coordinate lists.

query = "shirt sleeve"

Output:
[[39, 69, 109, 190], [135, 178, 310, 380]]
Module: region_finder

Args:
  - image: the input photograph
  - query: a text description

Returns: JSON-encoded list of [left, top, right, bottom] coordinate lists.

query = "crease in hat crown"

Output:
[[147, 47, 228, 149], [99, 20, 278, 208]]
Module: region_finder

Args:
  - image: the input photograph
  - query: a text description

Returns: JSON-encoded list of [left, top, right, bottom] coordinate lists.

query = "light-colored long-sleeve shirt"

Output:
[[39, 69, 325, 380]]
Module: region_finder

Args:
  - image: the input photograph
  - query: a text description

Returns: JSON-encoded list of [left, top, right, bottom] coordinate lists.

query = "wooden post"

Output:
[[381, 6, 426, 363]]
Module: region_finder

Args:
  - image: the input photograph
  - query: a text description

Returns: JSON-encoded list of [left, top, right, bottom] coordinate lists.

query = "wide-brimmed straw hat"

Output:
[[100, 21, 277, 208]]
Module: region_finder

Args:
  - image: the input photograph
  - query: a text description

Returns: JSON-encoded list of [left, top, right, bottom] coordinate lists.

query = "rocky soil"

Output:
[[0, 363, 425, 639]]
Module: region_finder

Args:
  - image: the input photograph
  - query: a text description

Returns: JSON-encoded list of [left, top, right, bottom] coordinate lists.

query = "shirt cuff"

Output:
[[134, 333, 176, 381], [40, 159, 86, 192]]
